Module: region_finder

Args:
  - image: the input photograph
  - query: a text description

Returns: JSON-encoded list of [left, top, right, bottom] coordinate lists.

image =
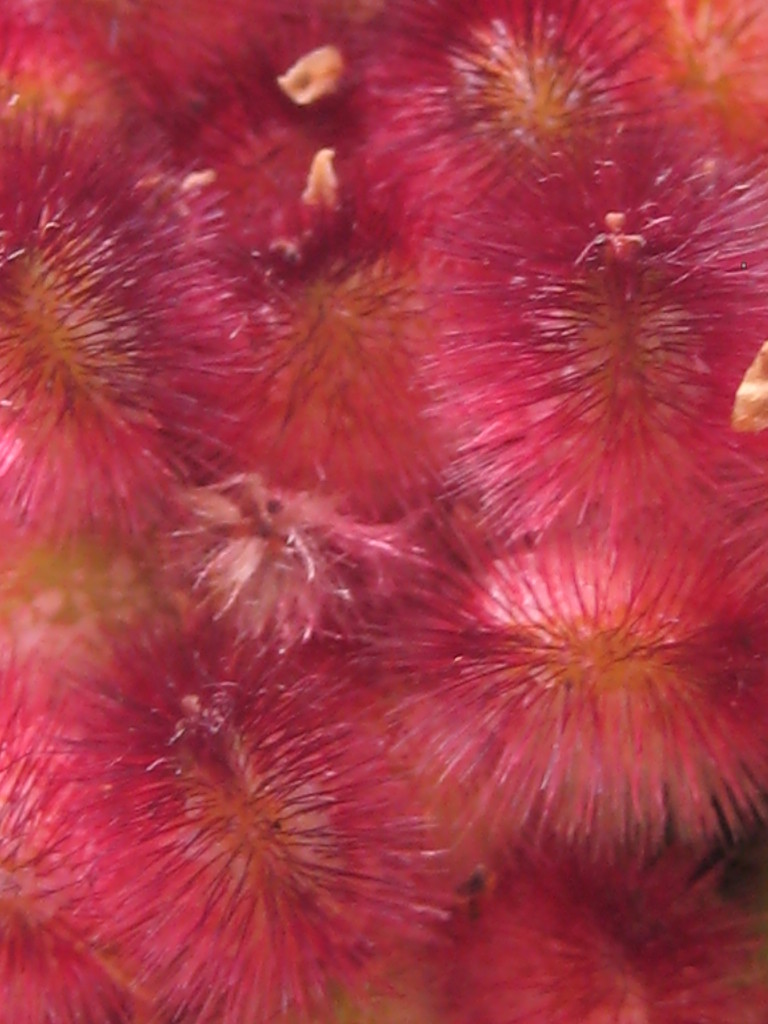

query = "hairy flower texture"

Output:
[[389, 510, 768, 851], [0, 11, 115, 126], [364, 0, 649, 214], [75, 628, 445, 1024], [233, 200, 447, 519], [0, 118, 251, 538], [378, 646, 500, 884], [0, 683, 143, 1023], [446, 851, 768, 1024], [431, 130, 768, 537], [174, 471, 417, 647], [636, 0, 768, 154]]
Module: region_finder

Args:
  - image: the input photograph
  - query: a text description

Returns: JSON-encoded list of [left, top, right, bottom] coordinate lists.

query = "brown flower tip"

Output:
[[732, 341, 768, 432], [179, 167, 217, 193], [277, 44, 345, 105]]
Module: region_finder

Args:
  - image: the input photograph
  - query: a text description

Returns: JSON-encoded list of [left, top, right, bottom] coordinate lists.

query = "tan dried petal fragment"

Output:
[[733, 341, 768, 432], [302, 148, 339, 209], [277, 45, 345, 105], [180, 169, 217, 192]]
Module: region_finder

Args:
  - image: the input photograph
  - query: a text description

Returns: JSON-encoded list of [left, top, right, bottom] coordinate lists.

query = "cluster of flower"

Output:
[[1, 1, 768, 1022]]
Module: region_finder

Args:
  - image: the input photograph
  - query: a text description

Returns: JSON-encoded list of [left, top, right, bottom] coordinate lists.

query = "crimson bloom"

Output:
[[0, 117, 251, 539], [72, 625, 446, 1024], [385, 510, 768, 851], [364, 0, 650, 216], [429, 128, 768, 535], [0, 10, 116, 127], [632, 0, 768, 155], [229, 191, 449, 519]]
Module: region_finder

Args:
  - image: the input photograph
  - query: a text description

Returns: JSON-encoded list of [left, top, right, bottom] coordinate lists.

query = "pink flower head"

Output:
[[635, 0, 768, 155], [230, 191, 448, 519], [154, 1, 373, 252], [0, 117, 251, 538], [364, 0, 650, 210], [74, 626, 447, 1023], [389, 510, 768, 850], [430, 129, 768, 535], [0, 10, 116, 127], [0, 526, 176, 713]]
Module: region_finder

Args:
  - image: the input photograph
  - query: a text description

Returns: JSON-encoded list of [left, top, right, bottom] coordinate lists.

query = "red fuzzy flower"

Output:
[[429, 129, 768, 535], [73, 627, 446, 1024], [387, 510, 768, 850], [149, 1, 373, 252], [0, 527, 176, 713], [46, 0, 252, 131], [633, 0, 768, 155], [229, 194, 449, 519], [364, 0, 650, 214], [0, 117, 251, 538], [0, 10, 116, 127]]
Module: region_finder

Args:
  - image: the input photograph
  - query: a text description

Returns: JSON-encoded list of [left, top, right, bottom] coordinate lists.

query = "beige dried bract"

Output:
[[180, 169, 217, 193], [302, 148, 339, 209], [277, 45, 345, 105], [732, 341, 768, 432]]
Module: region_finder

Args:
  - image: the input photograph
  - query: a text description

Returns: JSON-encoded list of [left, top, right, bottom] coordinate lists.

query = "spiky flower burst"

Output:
[[365, 0, 648, 207], [431, 129, 768, 535], [74, 626, 445, 1024], [234, 202, 446, 518], [174, 471, 416, 646], [0, 680, 140, 1023], [0, 117, 249, 538], [446, 851, 768, 1024], [390, 512, 768, 850]]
